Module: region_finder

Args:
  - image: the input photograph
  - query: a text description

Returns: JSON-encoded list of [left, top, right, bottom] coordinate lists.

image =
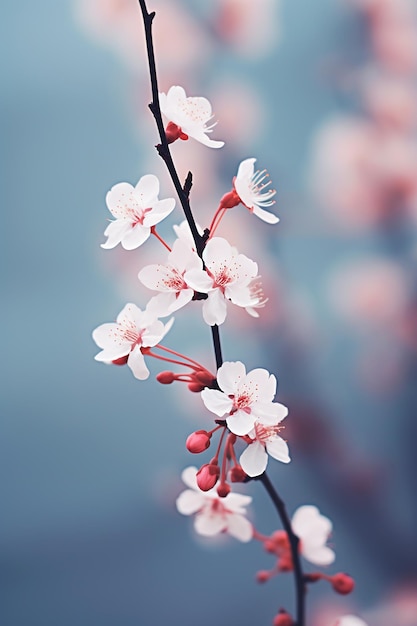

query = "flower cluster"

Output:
[[91, 6, 360, 620]]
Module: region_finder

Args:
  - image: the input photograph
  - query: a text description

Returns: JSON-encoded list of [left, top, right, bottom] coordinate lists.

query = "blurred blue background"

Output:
[[2, 1, 416, 625]]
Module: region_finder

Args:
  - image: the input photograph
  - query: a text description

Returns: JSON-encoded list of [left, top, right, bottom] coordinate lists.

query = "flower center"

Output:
[[163, 268, 187, 291], [254, 422, 283, 444], [229, 392, 252, 414]]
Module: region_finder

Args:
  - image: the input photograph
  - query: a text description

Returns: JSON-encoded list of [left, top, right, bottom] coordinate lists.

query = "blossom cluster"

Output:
[[92, 68, 360, 625]]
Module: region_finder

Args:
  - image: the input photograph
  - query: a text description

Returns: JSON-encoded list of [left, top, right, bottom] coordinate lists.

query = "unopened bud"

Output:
[[278, 555, 293, 572], [112, 355, 128, 366], [230, 465, 247, 482], [194, 370, 216, 386], [196, 463, 220, 491], [187, 382, 205, 392], [217, 482, 231, 498], [271, 530, 290, 550], [331, 573, 355, 595], [256, 570, 271, 583], [186, 430, 211, 454], [156, 371, 175, 384], [273, 609, 294, 626]]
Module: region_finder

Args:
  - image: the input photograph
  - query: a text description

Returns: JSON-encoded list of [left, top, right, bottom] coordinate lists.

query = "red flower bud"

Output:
[[219, 189, 240, 209], [331, 572, 355, 595], [230, 465, 247, 482], [196, 463, 220, 491], [186, 430, 211, 454], [256, 570, 271, 583], [273, 610, 294, 626], [156, 371, 175, 384], [165, 121, 188, 143], [217, 482, 231, 498], [271, 530, 290, 551], [194, 370, 216, 386], [187, 382, 205, 392]]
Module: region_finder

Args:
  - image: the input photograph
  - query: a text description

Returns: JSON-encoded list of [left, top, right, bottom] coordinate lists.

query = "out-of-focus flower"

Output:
[[335, 617, 368, 626], [239, 417, 290, 476], [233, 158, 279, 223], [92, 302, 173, 379], [201, 361, 285, 436], [292, 505, 335, 566], [185, 237, 265, 326], [176, 466, 253, 542], [138, 238, 202, 315], [101, 175, 175, 250], [361, 71, 417, 131], [159, 86, 224, 148], [214, 0, 281, 59]]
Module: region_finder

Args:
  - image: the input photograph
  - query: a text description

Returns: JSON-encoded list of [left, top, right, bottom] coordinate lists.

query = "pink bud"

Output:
[[156, 371, 175, 384], [197, 463, 220, 491], [273, 610, 294, 626], [165, 121, 188, 144], [186, 430, 211, 454], [217, 483, 231, 498], [187, 382, 205, 392], [230, 465, 247, 482], [331, 573, 355, 595], [194, 370, 216, 386], [256, 570, 271, 583]]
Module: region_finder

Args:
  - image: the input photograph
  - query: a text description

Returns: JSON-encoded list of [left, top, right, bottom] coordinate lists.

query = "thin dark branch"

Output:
[[137, 0, 204, 257], [211, 325, 223, 369], [183, 171, 193, 199], [258, 473, 305, 626]]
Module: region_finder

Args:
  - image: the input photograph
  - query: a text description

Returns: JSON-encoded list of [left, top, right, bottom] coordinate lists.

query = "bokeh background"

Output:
[[2, 1, 417, 625]]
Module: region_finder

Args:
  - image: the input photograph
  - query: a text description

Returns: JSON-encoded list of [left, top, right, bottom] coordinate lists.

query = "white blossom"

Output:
[[239, 418, 290, 477], [335, 617, 368, 626], [234, 158, 278, 223], [92, 302, 173, 380], [101, 174, 175, 250], [292, 505, 335, 566], [184, 237, 266, 326], [159, 85, 224, 148], [176, 466, 253, 542], [201, 361, 283, 436]]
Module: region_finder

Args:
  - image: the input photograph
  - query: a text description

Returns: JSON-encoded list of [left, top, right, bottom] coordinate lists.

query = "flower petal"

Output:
[[143, 198, 176, 227], [176, 489, 205, 515], [121, 224, 151, 250], [227, 409, 256, 436], [194, 509, 226, 536], [202, 290, 227, 326], [127, 346, 149, 380], [134, 174, 160, 206], [266, 436, 291, 463], [217, 361, 247, 395], [201, 388, 233, 416], [101, 220, 131, 249], [226, 513, 253, 542], [252, 205, 280, 224], [240, 441, 268, 476]]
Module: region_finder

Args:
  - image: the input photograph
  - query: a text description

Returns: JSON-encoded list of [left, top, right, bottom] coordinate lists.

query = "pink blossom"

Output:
[[201, 361, 284, 436], [159, 86, 224, 149], [233, 158, 278, 223], [292, 505, 335, 566], [176, 466, 253, 542], [138, 238, 203, 316], [184, 237, 266, 326], [92, 302, 173, 380], [101, 174, 175, 250]]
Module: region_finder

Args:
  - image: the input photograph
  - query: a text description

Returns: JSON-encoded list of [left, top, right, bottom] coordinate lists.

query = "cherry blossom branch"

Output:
[[257, 473, 305, 626]]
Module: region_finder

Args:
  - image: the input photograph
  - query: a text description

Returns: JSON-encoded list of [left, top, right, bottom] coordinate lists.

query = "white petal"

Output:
[[292, 506, 332, 538], [202, 290, 227, 326], [236, 158, 256, 181], [217, 361, 247, 395], [201, 389, 233, 417], [138, 264, 176, 292], [252, 205, 279, 224], [183, 268, 213, 293], [240, 441, 268, 476], [336, 616, 368, 626], [302, 544, 335, 566], [266, 436, 291, 463], [227, 409, 256, 436], [254, 401, 288, 424], [168, 289, 194, 312], [194, 510, 225, 536], [101, 220, 131, 249], [134, 174, 159, 206], [226, 513, 253, 542], [105, 182, 136, 219], [176, 489, 204, 516], [224, 492, 253, 511], [181, 466, 199, 490], [143, 197, 176, 227], [121, 224, 150, 250], [127, 346, 149, 380], [203, 237, 232, 268]]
